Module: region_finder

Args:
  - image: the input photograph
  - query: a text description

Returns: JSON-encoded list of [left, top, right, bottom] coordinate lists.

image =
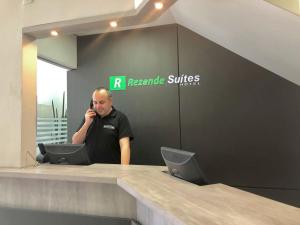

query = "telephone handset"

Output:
[[89, 99, 97, 114]]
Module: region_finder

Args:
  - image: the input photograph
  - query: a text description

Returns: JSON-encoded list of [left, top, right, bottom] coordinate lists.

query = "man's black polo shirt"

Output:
[[78, 107, 134, 164]]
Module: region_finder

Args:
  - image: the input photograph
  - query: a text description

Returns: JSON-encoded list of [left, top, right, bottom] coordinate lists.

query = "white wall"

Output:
[[171, 0, 300, 85], [36, 35, 77, 69]]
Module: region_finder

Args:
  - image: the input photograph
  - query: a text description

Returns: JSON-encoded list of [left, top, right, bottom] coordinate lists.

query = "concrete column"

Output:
[[21, 35, 37, 167], [0, 1, 37, 167], [0, 0, 23, 167]]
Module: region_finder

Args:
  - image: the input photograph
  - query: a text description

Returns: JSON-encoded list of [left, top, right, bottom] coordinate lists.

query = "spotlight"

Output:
[[110, 21, 118, 28], [154, 2, 163, 10], [50, 30, 58, 36]]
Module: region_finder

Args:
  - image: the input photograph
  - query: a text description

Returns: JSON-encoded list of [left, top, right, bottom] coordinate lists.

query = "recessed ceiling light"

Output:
[[50, 30, 58, 36], [154, 2, 163, 10], [110, 21, 118, 28]]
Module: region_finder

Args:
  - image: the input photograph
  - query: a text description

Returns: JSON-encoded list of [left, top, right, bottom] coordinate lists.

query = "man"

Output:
[[72, 87, 133, 164]]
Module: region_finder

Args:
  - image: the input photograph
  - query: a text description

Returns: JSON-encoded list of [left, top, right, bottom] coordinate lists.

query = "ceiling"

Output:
[[24, 0, 300, 85], [23, 0, 178, 38]]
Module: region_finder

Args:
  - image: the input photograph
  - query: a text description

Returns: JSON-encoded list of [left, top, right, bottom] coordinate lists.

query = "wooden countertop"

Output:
[[0, 164, 299, 225]]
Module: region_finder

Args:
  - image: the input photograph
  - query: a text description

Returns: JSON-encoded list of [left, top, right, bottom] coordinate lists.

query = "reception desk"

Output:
[[0, 164, 299, 225]]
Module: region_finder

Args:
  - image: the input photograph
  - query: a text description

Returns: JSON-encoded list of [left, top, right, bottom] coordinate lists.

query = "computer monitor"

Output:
[[39, 143, 91, 165], [161, 146, 208, 185]]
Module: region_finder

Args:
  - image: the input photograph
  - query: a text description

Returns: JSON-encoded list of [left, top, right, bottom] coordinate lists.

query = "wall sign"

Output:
[[109, 74, 200, 90]]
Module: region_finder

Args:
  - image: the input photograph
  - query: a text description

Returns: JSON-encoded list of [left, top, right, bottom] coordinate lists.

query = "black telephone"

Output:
[[36, 143, 49, 163], [89, 99, 94, 109], [89, 99, 97, 114]]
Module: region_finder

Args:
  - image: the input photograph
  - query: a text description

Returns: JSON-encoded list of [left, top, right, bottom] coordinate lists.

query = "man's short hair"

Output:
[[94, 87, 112, 98]]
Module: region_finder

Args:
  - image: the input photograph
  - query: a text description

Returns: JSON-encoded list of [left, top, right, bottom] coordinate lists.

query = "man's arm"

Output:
[[72, 109, 95, 144], [72, 121, 92, 144], [119, 137, 130, 165]]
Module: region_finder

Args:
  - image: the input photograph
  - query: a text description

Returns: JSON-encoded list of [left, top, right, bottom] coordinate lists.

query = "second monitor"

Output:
[[161, 146, 208, 185]]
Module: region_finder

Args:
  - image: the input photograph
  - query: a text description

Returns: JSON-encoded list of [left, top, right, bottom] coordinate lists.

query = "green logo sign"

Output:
[[109, 74, 200, 91], [109, 76, 127, 90]]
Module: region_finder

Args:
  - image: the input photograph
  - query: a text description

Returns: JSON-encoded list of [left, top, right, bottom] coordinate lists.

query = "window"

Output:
[[36, 59, 68, 154]]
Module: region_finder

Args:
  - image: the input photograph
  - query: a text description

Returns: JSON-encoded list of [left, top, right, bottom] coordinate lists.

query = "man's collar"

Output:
[[110, 106, 117, 117], [105, 106, 117, 118]]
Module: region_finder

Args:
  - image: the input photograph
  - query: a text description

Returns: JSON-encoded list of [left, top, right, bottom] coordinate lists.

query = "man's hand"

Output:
[[85, 108, 96, 125], [72, 108, 96, 144]]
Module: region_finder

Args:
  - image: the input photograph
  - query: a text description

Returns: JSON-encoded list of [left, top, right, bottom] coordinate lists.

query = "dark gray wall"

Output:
[[238, 187, 300, 207], [68, 24, 300, 207], [177, 25, 300, 207], [178, 25, 300, 188], [68, 25, 180, 165]]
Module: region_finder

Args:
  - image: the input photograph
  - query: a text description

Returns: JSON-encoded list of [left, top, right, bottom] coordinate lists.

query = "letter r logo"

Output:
[[114, 78, 122, 88], [109, 76, 127, 90]]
